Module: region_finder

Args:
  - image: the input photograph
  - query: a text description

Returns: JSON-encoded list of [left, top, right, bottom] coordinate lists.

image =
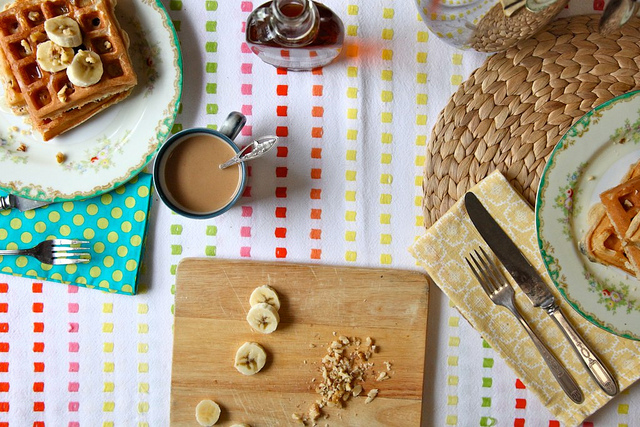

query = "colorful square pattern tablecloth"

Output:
[[0, 1, 638, 426]]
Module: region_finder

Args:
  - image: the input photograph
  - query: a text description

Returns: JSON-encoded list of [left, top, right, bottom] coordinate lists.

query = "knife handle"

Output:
[[0, 195, 13, 211], [548, 305, 619, 396], [511, 306, 584, 403]]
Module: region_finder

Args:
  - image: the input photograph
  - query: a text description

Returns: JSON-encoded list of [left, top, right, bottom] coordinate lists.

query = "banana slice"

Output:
[[195, 399, 220, 426], [234, 342, 267, 375], [246, 302, 279, 334], [36, 40, 74, 73], [67, 50, 103, 87], [249, 284, 280, 310], [44, 16, 82, 47]]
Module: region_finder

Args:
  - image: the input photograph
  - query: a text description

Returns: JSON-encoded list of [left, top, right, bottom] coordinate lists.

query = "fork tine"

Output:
[[464, 254, 491, 294], [465, 253, 493, 296], [51, 246, 89, 252], [473, 249, 500, 292], [52, 258, 90, 265], [51, 239, 90, 245], [477, 247, 508, 289], [52, 252, 91, 259]]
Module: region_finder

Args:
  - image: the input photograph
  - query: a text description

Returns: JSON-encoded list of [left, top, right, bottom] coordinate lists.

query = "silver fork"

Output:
[[0, 239, 90, 265], [466, 247, 584, 404]]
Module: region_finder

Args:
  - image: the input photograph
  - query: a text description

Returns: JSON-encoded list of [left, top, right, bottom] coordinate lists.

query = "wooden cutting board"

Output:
[[170, 259, 429, 426]]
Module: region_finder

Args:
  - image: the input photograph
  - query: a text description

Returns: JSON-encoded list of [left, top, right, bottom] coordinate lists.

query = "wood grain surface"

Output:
[[170, 258, 429, 426]]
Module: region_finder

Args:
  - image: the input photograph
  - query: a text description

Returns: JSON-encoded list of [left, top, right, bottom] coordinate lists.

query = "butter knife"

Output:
[[464, 192, 619, 396], [0, 194, 51, 212]]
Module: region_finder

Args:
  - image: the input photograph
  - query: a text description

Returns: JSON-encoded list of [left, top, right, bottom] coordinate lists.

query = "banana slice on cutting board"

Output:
[[44, 16, 82, 47], [36, 40, 74, 73], [195, 399, 220, 426], [67, 50, 103, 87], [249, 284, 280, 310], [234, 341, 267, 375], [246, 302, 279, 334]]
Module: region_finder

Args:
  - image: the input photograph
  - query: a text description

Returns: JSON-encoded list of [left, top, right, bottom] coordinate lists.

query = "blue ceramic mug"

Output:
[[153, 112, 247, 219]]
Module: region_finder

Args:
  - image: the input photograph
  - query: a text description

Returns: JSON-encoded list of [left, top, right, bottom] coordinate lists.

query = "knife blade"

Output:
[[464, 191, 618, 396], [0, 194, 51, 212]]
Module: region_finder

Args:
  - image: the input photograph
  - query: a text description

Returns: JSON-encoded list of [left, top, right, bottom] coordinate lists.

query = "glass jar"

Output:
[[414, 0, 567, 52], [246, 0, 345, 70]]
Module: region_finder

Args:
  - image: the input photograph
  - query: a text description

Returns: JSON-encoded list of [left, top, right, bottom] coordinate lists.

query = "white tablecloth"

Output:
[[0, 0, 638, 425]]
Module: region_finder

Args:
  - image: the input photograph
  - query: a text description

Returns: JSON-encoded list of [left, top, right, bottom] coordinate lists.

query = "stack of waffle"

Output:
[[581, 160, 640, 278], [0, 0, 136, 140]]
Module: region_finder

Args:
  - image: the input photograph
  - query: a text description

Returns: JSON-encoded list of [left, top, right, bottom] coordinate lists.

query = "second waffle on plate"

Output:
[[0, 0, 137, 140]]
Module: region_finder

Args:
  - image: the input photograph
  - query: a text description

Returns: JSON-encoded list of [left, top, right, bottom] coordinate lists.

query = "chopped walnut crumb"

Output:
[[351, 384, 362, 397], [27, 11, 40, 21], [29, 31, 47, 44], [384, 361, 392, 371], [20, 39, 31, 55], [308, 403, 321, 421], [376, 372, 389, 382], [57, 85, 68, 103], [104, 40, 112, 50], [365, 389, 378, 404], [56, 152, 66, 163], [16, 143, 26, 152]]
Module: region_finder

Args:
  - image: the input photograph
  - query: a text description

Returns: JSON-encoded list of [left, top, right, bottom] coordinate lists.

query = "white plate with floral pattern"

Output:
[[0, 0, 182, 201], [536, 90, 640, 341]]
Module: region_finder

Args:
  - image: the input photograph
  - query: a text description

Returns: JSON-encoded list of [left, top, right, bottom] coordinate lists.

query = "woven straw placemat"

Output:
[[423, 14, 640, 228]]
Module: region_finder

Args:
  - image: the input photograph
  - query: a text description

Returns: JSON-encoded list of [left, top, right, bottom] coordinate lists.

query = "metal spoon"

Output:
[[219, 136, 278, 169], [600, 0, 640, 34]]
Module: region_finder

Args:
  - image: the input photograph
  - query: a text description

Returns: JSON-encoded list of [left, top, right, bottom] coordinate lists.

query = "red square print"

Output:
[[275, 207, 287, 218], [311, 148, 322, 159], [310, 249, 321, 259], [276, 126, 289, 137], [311, 127, 323, 138], [311, 106, 324, 117], [276, 105, 288, 117], [310, 209, 321, 219], [276, 167, 288, 178], [276, 85, 288, 96], [275, 228, 287, 238], [311, 169, 321, 179], [312, 85, 323, 96], [277, 146, 288, 157]]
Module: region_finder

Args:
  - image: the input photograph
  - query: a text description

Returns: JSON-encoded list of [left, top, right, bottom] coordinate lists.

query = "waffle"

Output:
[[0, 0, 136, 139], [580, 203, 636, 276], [33, 88, 132, 140], [581, 160, 640, 278]]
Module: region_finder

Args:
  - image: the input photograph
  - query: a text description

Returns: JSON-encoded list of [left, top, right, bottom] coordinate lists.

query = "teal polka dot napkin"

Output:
[[0, 173, 153, 295]]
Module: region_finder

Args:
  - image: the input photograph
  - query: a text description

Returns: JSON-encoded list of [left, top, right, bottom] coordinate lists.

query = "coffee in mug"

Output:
[[153, 112, 248, 219]]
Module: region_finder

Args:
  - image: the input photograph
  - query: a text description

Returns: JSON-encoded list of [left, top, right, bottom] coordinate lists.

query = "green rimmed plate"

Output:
[[0, 0, 182, 201], [536, 90, 640, 341]]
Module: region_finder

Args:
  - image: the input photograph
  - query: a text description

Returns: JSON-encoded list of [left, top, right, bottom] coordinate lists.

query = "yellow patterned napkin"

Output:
[[410, 170, 640, 426]]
